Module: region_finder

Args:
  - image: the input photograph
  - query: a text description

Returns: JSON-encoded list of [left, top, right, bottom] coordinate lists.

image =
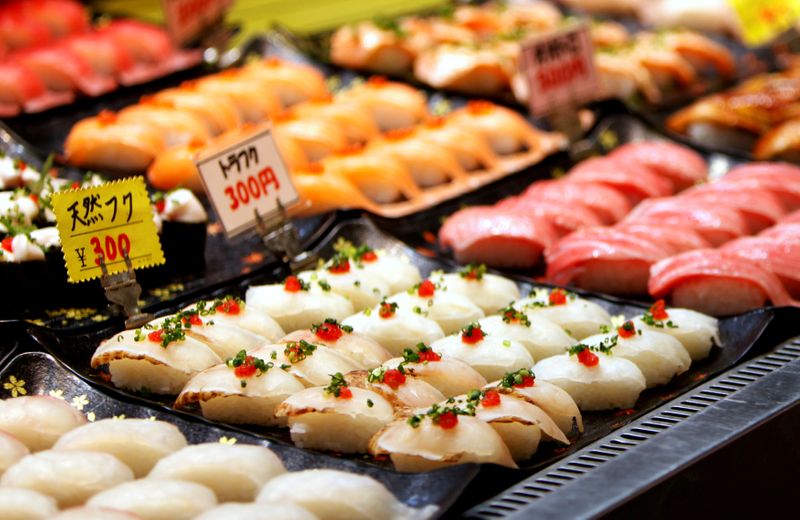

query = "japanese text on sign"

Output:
[[196, 125, 299, 237], [519, 21, 599, 117], [728, 0, 800, 47], [51, 177, 165, 283]]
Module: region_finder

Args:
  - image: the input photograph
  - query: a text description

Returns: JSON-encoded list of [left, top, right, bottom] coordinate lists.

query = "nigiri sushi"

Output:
[[514, 288, 612, 340], [632, 300, 720, 361], [146, 138, 205, 192], [149, 310, 266, 360], [0, 61, 72, 116], [416, 116, 499, 171], [184, 296, 285, 343], [382, 343, 488, 398], [0, 487, 57, 520], [342, 300, 445, 356], [242, 57, 327, 107], [48, 507, 141, 520], [281, 319, 392, 367], [13, 46, 116, 96], [321, 146, 422, 204], [291, 164, 382, 216], [149, 89, 241, 136], [338, 76, 429, 131], [430, 265, 520, 314], [274, 112, 348, 162], [117, 104, 210, 148], [478, 306, 575, 361], [346, 367, 445, 409], [86, 478, 217, 520], [567, 156, 674, 204], [192, 73, 283, 123], [330, 21, 416, 75], [388, 279, 484, 334], [414, 44, 513, 96], [298, 255, 390, 311], [294, 97, 380, 145], [723, 236, 800, 298], [148, 443, 285, 502], [608, 141, 708, 191], [332, 242, 422, 294], [521, 179, 633, 225], [195, 503, 317, 520], [449, 101, 542, 155], [0, 395, 86, 452]]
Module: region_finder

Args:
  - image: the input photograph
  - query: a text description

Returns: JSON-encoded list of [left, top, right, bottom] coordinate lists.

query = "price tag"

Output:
[[160, 0, 232, 46], [196, 125, 300, 237], [728, 0, 800, 47], [51, 177, 165, 283], [518, 21, 599, 117]]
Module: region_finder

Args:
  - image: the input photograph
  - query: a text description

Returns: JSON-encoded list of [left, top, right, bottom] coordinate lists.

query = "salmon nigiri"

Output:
[[291, 164, 379, 216], [242, 57, 328, 107], [330, 21, 416, 75], [192, 72, 283, 123], [321, 145, 421, 204], [149, 89, 241, 136], [416, 116, 499, 171], [274, 112, 348, 163], [117, 104, 211, 148], [449, 101, 542, 155], [292, 96, 379, 145], [339, 76, 429, 131], [65, 111, 166, 173], [146, 139, 205, 193], [414, 44, 513, 96]]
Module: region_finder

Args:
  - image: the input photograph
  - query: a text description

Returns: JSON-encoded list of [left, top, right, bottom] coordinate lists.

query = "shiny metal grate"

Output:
[[467, 338, 800, 518]]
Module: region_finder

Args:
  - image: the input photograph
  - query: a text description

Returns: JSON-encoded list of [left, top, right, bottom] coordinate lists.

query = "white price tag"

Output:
[[519, 21, 599, 117], [196, 125, 300, 237], [160, 0, 232, 46]]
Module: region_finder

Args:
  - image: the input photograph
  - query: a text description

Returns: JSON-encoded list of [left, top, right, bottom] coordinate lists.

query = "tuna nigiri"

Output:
[[567, 156, 674, 204], [521, 180, 633, 224], [722, 237, 800, 298], [608, 141, 707, 190]]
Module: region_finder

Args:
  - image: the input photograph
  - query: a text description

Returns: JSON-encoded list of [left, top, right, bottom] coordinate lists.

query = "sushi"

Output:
[[331, 242, 422, 294], [342, 300, 445, 356], [0, 487, 57, 520], [608, 141, 708, 191], [117, 104, 210, 148], [330, 21, 416, 75], [281, 319, 392, 368], [52, 418, 187, 478], [298, 254, 390, 311], [0, 431, 29, 476], [49, 507, 142, 520], [0, 395, 86, 452], [275, 374, 394, 454], [252, 341, 363, 386], [346, 367, 445, 408], [430, 265, 520, 314], [293, 96, 380, 145], [338, 76, 429, 131], [241, 57, 328, 107], [0, 450, 134, 507], [381, 343, 488, 398], [414, 44, 513, 96], [274, 112, 348, 162], [449, 101, 542, 155], [147, 443, 285, 502], [195, 503, 317, 520], [387, 279, 485, 334], [513, 288, 613, 340], [86, 479, 217, 520], [478, 306, 575, 360], [632, 300, 720, 361], [416, 116, 498, 172], [183, 296, 285, 343]]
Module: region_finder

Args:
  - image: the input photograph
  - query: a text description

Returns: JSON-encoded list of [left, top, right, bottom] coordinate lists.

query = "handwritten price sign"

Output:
[[728, 0, 800, 46], [519, 21, 599, 117], [51, 177, 165, 283], [196, 125, 299, 237]]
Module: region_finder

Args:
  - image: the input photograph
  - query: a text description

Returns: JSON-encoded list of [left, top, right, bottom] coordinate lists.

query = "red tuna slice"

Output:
[[0, 61, 73, 115], [6, 0, 90, 38], [649, 249, 797, 316], [723, 237, 800, 298], [719, 163, 800, 210], [64, 33, 134, 79], [521, 179, 632, 224], [779, 210, 800, 224], [439, 206, 559, 269], [614, 222, 711, 255], [545, 228, 672, 295], [100, 20, 174, 64], [13, 46, 117, 97], [624, 198, 749, 246], [566, 156, 674, 205], [0, 10, 53, 50], [678, 183, 787, 233], [609, 141, 708, 191], [761, 223, 800, 241], [496, 196, 604, 236]]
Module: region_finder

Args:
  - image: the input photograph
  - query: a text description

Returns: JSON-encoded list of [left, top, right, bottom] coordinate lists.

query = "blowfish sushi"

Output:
[[513, 288, 612, 340], [332, 242, 422, 294], [282, 318, 392, 368], [632, 300, 719, 360], [298, 253, 390, 311], [478, 306, 575, 360], [0, 395, 86, 452], [195, 503, 317, 520], [183, 296, 285, 343], [0, 432, 29, 476], [382, 343, 488, 398], [388, 279, 484, 335], [86, 478, 217, 520], [431, 264, 520, 314], [342, 300, 445, 356], [346, 367, 445, 409], [250, 341, 363, 386], [0, 487, 57, 520]]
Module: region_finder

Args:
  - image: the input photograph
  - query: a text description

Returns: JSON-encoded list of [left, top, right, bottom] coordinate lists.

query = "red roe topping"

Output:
[[312, 319, 352, 342], [481, 389, 501, 407], [417, 279, 436, 298], [215, 297, 242, 315], [327, 255, 351, 274], [70, 181, 81, 190], [182, 314, 203, 327], [577, 349, 599, 367], [367, 75, 388, 87], [29, 193, 38, 203], [338, 387, 352, 399], [426, 116, 447, 128], [549, 289, 568, 306], [300, 163, 324, 174], [461, 323, 486, 344], [147, 329, 163, 343], [265, 56, 283, 67], [437, 411, 458, 429], [402, 343, 442, 363], [234, 357, 257, 378], [618, 320, 636, 339], [154, 198, 165, 213], [499, 368, 535, 388], [418, 348, 441, 362], [1, 237, 12, 253], [379, 300, 398, 319], [384, 128, 414, 141], [650, 299, 669, 320], [324, 372, 351, 399], [466, 100, 495, 115], [16, 160, 26, 171], [226, 350, 273, 388], [360, 250, 377, 262], [97, 110, 117, 125], [382, 369, 406, 389], [188, 137, 206, 151], [459, 263, 486, 281], [284, 275, 307, 293]]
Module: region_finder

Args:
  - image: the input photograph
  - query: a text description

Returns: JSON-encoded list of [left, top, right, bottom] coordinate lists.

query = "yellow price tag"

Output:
[[728, 0, 800, 46], [51, 177, 165, 283]]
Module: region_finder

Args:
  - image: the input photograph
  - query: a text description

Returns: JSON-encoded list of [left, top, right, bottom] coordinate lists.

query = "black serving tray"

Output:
[[19, 216, 800, 517]]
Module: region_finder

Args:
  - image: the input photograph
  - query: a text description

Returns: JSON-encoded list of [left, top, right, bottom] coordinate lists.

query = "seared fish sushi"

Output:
[[514, 288, 612, 340], [478, 306, 575, 361], [282, 319, 392, 368], [343, 300, 445, 356], [388, 279, 484, 334], [0, 487, 57, 520], [382, 343, 488, 398], [431, 264, 520, 314]]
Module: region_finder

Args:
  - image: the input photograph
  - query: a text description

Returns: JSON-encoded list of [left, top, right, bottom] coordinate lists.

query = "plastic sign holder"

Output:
[[254, 201, 318, 272], [98, 251, 153, 329]]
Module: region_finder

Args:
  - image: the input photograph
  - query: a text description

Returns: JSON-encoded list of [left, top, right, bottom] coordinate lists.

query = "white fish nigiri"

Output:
[[342, 301, 445, 356], [148, 311, 265, 360], [275, 378, 394, 454], [632, 300, 720, 361], [257, 469, 431, 520], [245, 275, 355, 332], [582, 323, 691, 387], [342, 245, 423, 294], [147, 443, 285, 502], [251, 342, 363, 386], [91, 329, 222, 395], [195, 502, 318, 520], [370, 409, 517, 472], [514, 288, 612, 339], [86, 479, 217, 520], [183, 296, 285, 342], [0, 432, 29, 476], [52, 418, 188, 477], [0, 396, 86, 452], [282, 319, 392, 367], [175, 354, 306, 427], [49, 507, 141, 520], [479, 307, 575, 361], [382, 344, 488, 398], [298, 255, 390, 311], [535, 348, 646, 411], [346, 368, 445, 409], [431, 323, 533, 381], [388, 280, 485, 334], [1, 450, 134, 507], [431, 266, 520, 314], [0, 487, 57, 520]]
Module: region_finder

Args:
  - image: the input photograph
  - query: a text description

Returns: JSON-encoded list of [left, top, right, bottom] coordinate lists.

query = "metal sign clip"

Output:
[[253, 200, 318, 272], [98, 251, 153, 330]]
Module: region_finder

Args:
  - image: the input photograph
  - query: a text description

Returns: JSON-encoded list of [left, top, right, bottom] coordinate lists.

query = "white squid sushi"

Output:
[[514, 288, 612, 340], [52, 418, 188, 477], [431, 265, 520, 314], [370, 406, 517, 472], [0, 488, 57, 520], [275, 375, 394, 454], [195, 502, 318, 520], [342, 301, 445, 356], [388, 279, 484, 334], [256, 469, 430, 520], [381, 344, 488, 398], [174, 352, 306, 427], [431, 323, 533, 381], [0, 432, 29, 476], [251, 341, 363, 386], [0, 450, 134, 507], [346, 368, 445, 409], [632, 300, 720, 361], [245, 275, 355, 332], [582, 322, 691, 388], [534, 347, 646, 411], [298, 255, 389, 311], [147, 443, 285, 502], [91, 328, 222, 395], [86, 479, 217, 520], [49, 507, 141, 520], [184, 296, 285, 342], [0, 396, 86, 452], [282, 319, 392, 367], [478, 306, 575, 361]]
